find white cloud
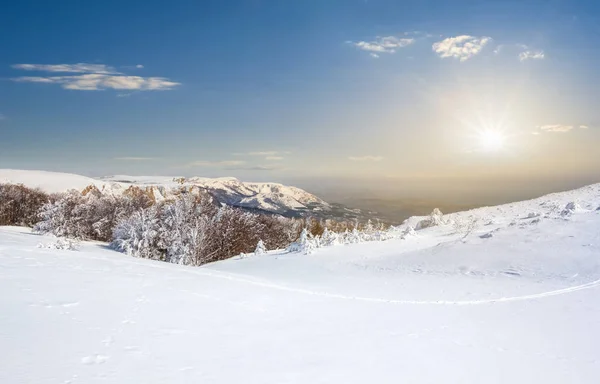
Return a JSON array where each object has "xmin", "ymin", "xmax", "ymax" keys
[
  {"xmin": 188, "ymin": 160, "xmax": 246, "ymax": 167},
  {"xmin": 11, "ymin": 63, "xmax": 180, "ymax": 91},
  {"xmin": 538, "ymin": 124, "xmax": 574, "ymax": 133},
  {"xmin": 136, "ymin": 64, "xmax": 144, "ymax": 69},
  {"xmin": 432, "ymin": 35, "xmax": 492, "ymax": 61},
  {"xmin": 12, "ymin": 63, "xmax": 120, "ymax": 74},
  {"xmin": 12, "ymin": 74, "xmax": 180, "ymax": 91},
  {"xmin": 352, "ymin": 36, "xmax": 414, "ymax": 56},
  {"xmin": 370, "ymin": 53, "xmax": 380, "ymax": 58},
  {"xmin": 579, "ymin": 125, "xmax": 589, "ymax": 129},
  {"xmin": 348, "ymin": 155, "xmax": 383, "ymax": 162},
  {"xmin": 265, "ymin": 156, "xmax": 284, "ymax": 161},
  {"xmin": 519, "ymin": 50, "xmax": 545, "ymax": 61},
  {"xmin": 114, "ymin": 157, "xmax": 155, "ymax": 161}
]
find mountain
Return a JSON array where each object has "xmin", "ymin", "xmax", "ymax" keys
[
  {"xmin": 0, "ymin": 169, "xmax": 374, "ymax": 221},
  {"xmin": 1, "ymin": 182, "xmax": 599, "ymax": 383}
]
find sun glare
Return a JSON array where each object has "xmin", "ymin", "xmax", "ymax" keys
[{"xmin": 478, "ymin": 130, "xmax": 506, "ymax": 152}]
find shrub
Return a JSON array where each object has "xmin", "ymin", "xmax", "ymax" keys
[{"xmin": 0, "ymin": 183, "xmax": 51, "ymax": 227}]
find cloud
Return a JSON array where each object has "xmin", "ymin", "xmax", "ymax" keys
[
  {"xmin": 348, "ymin": 155, "xmax": 383, "ymax": 162},
  {"xmin": 579, "ymin": 125, "xmax": 589, "ymax": 129},
  {"xmin": 188, "ymin": 160, "xmax": 246, "ymax": 167},
  {"xmin": 12, "ymin": 74, "xmax": 180, "ymax": 91},
  {"xmin": 12, "ymin": 63, "xmax": 120, "ymax": 74},
  {"xmin": 136, "ymin": 64, "xmax": 144, "ymax": 69},
  {"xmin": 351, "ymin": 36, "xmax": 414, "ymax": 56},
  {"xmin": 226, "ymin": 165, "xmax": 281, "ymax": 171},
  {"xmin": 248, "ymin": 151, "xmax": 279, "ymax": 156},
  {"xmin": 265, "ymin": 156, "xmax": 284, "ymax": 161},
  {"xmin": 432, "ymin": 35, "xmax": 492, "ymax": 61},
  {"xmin": 114, "ymin": 157, "xmax": 155, "ymax": 161},
  {"xmin": 370, "ymin": 53, "xmax": 380, "ymax": 58},
  {"xmin": 11, "ymin": 63, "xmax": 180, "ymax": 91},
  {"xmin": 537, "ymin": 124, "xmax": 575, "ymax": 133},
  {"xmin": 234, "ymin": 151, "xmax": 291, "ymax": 156},
  {"xmin": 519, "ymin": 50, "xmax": 545, "ymax": 61}
]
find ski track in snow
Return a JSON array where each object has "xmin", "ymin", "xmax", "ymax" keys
[{"xmin": 74, "ymin": 251, "xmax": 600, "ymax": 306}]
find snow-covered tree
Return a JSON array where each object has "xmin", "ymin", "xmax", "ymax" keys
[
  {"xmin": 415, "ymin": 208, "xmax": 447, "ymax": 230},
  {"xmin": 112, "ymin": 207, "xmax": 163, "ymax": 260},
  {"xmin": 254, "ymin": 239, "xmax": 266, "ymax": 255},
  {"xmin": 287, "ymin": 228, "xmax": 316, "ymax": 254},
  {"xmin": 320, "ymin": 227, "xmax": 340, "ymax": 247}
]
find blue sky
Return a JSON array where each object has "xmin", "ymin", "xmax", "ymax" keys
[{"xmin": 1, "ymin": 0, "xmax": 599, "ymax": 190}]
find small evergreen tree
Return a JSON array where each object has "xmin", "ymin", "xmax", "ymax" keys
[{"xmin": 254, "ymin": 239, "xmax": 266, "ymax": 255}]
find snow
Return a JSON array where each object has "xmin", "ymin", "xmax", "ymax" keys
[
  {"xmin": 1, "ymin": 183, "xmax": 600, "ymax": 383},
  {"xmin": 0, "ymin": 169, "xmax": 111, "ymax": 194}
]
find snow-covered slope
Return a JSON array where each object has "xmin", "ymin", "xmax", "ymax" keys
[
  {"xmin": 1, "ymin": 183, "xmax": 600, "ymax": 383},
  {"xmin": 0, "ymin": 169, "xmax": 331, "ymax": 217},
  {"xmin": 0, "ymin": 169, "xmax": 111, "ymax": 194}
]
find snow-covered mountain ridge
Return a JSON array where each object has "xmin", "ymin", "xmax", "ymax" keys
[{"xmin": 0, "ymin": 169, "xmax": 337, "ymax": 218}]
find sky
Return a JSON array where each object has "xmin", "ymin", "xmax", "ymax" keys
[{"xmin": 1, "ymin": 0, "xmax": 600, "ymax": 201}]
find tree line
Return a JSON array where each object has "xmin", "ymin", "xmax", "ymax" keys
[{"xmin": 1, "ymin": 183, "xmax": 397, "ymax": 266}]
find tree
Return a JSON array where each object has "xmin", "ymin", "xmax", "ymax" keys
[
  {"xmin": 0, "ymin": 183, "xmax": 50, "ymax": 227},
  {"xmin": 112, "ymin": 207, "xmax": 163, "ymax": 260},
  {"xmin": 254, "ymin": 239, "xmax": 266, "ymax": 255}
]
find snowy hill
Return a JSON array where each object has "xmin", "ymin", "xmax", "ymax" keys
[
  {"xmin": 0, "ymin": 169, "xmax": 341, "ymax": 219},
  {"xmin": 1, "ymin": 183, "xmax": 600, "ymax": 383}
]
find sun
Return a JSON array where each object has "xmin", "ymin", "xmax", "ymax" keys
[{"xmin": 478, "ymin": 130, "xmax": 506, "ymax": 152}]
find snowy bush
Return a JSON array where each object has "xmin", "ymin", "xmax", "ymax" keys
[
  {"xmin": 451, "ymin": 215, "xmax": 479, "ymax": 238},
  {"xmin": 37, "ymin": 238, "xmax": 79, "ymax": 251},
  {"xmin": 415, "ymin": 208, "xmax": 447, "ymax": 230}
]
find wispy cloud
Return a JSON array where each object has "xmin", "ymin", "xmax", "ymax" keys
[
  {"xmin": 265, "ymin": 156, "xmax": 284, "ymax": 161},
  {"xmin": 348, "ymin": 155, "xmax": 383, "ymax": 162},
  {"xmin": 12, "ymin": 63, "xmax": 120, "ymax": 75},
  {"xmin": 114, "ymin": 157, "xmax": 155, "ymax": 161},
  {"xmin": 187, "ymin": 160, "xmax": 246, "ymax": 167},
  {"xmin": 122, "ymin": 64, "xmax": 145, "ymax": 70},
  {"xmin": 226, "ymin": 165, "xmax": 281, "ymax": 171},
  {"xmin": 234, "ymin": 150, "xmax": 291, "ymax": 156},
  {"xmin": 537, "ymin": 124, "xmax": 575, "ymax": 133},
  {"xmin": 519, "ymin": 50, "xmax": 545, "ymax": 61},
  {"xmin": 579, "ymin": 125, "xmax": 589, "ymax": 129},
  {"xmin": 11, "ymin": 63, "xmax": 180, "ymax": 91},
  {"xmin": 432, "ymin": 35, "xmax": 492, "ymax": 61},
  {"xmin": 350, "ymin": 36, "xmax": 414, "ymax": 56},
  {"xmin": 12, "ymin": 74, "xmax": 180, "ymax": 91}
]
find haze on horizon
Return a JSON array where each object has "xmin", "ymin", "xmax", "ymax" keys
[{"xmin": 1, "ymin": 0, "xmax": 599, "ymax": 213}]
